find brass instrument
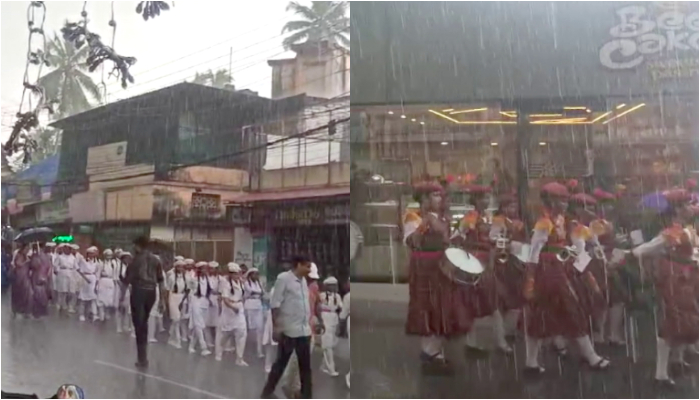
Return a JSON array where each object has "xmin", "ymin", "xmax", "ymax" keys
[
  {"xmin": 495, "ymin": 233, "xmax": 510, "ymax": 264},
  {"xmin": 556, "ymin": 246, "xmax": 580, "ymax": 262},
  {"xmin": 592, "ymin": 245, "xmax": 606, "ymax": 261}
]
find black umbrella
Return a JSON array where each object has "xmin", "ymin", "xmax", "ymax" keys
[{"xmin": 14, "ymin": 227, "xmax": 54, "ymax": 244}]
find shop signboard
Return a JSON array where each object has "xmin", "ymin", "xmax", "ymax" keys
[
  {"xmin": 37, "ymin": 199, "xmax": 70, "ymax": 224},
  {"xmin": 233, "ymin": 227, "xmax": 253, "ymax": 265},
  {"xmin": 268, "ymin": 199, "xmax": 350, "ymax": 226},
  {"xmin": 351, "ymin": 1, "xmax": 698, "ymax": 105}
]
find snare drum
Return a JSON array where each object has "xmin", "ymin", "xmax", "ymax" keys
[{"xmin": 440, "ymin": 247, "xmax": 484, "ymax": 285}]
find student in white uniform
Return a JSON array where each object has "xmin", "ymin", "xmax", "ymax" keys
[
  {"xmin": 95, "ymin": 249, "xmax": 117, "ymax": 321},
  {"xmin": 182, "ymin": 258, "xmax": 197, "ymax": 343},
  {"xmin": 189, "ymin": 261, "xmax": 212, "ymax": 356},
  {"xmin": 319, "ymin": 276, "xmax": 343, "ymax": 377},
  {"xmin": 77, "ymin": 246, "xmax": 99, "ymax": 322},
  {"xmin": 54, "ymin": 244, "xmax": 76, "ymax": 313},
  {"xmin": 115, "ymin": 252, "xmax": 133, "ymax": 334},
  {"xmin": 70, "ymin": 244, "xmax": 84, "ymax": 312},
  {"xmin": 167, "ymin": 260, "xmax": 187, "ymax": 349},
  {"xmin": 244, "ymin": 267, "xmax": 266, "ymax": 358},
  {"xmin": 340, "ymin": 288, "xmax": 351, "ymax": 389},
  {"xmin": 205, "ymin": 261, "xmax": 221, "ymax": 349},
  {"xmin": 215, "ymin": 262, "xmax": 248, "ymax": 365},
  {"xmin": 262, "ymin": 286, "xmax": 278, "ymax": 373},
  {"xmin": 147, "ymin": 254, "xmax": 165, "ymax": 343},
  {"xmin": 45, "ymin": 242, "xmax": 57, "ymax": 304}
]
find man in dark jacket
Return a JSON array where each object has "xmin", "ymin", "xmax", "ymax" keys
[{"xmin": 121, "ymin": 236, "xmax": 165, "ymax": 368}]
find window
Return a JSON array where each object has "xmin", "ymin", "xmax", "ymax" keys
[{"xmin": 176, "ymin": 111, "xmax": 213, "ymax": 164}]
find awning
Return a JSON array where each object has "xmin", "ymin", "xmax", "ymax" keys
[{"xmin": 227, "ymin": 186, "xmax": 349, "ymax": 204}]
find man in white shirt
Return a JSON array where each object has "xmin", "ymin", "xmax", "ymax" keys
[{"xmin": 261, "ymin": 255, "xmax": 323, "ymax": 399}]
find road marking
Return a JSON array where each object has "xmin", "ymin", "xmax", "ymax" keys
[{"xmin": 94, "ymin": 360, "xmax": 227, "ymax": 399}]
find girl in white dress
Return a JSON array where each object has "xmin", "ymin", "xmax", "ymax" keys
[
  {"xmin": 54, "ymin": 244, "xmax": 76, "ymax": 313},
  {"xmin": 319, "ymin": 277, "xmax": 343, "ymax": 377},
  {"xmin": 215, "ymin": 262, "xmax": 248, "ymax": 365},
  {"xmin": 244, "ymin": 268, "xmax": 266, "ymax": 358},
  {"xmin": 167, "ymin": 260, "xmax": 187, "ymax": 349},
  {"xmin": 77, "ymin": 246, "xmax": 99, "ymax": 322},
  {"xmin": 182, "ymin": 259, "xmax": 197, "ymax": 343},
  {"xmin": 95, "ymin": 249, "xmax": 117, "ymax": 321},
  {"xmin": 189, "ymin": 261, "xmax": 212, "ymax": 356},
  {"xmin": 205, "ymin": 261, "xmax": 221, "ymax": 348},
  {"xmin": 114, "ymin": 252, "xmax": 133, "ymax": 333}
]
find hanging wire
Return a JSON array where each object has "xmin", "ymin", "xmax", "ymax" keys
[{"xmin": 2, "ymin": 1, "xmax": 55, "ymax": 164}]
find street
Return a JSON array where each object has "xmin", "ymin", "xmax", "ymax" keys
[
  {"xmin": 1, "ymin": 295, "xmax": 350, "ymax": 399},
  {"xmin": 351, "ymin": 296, "xmax": 699, "ymax": 399}
]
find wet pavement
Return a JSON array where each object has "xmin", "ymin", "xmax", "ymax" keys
[
  {"xmin": 1, "ymin": 294, "xmax": 349, "ymax": 399},
  {"xmin": 352, "ymin": 298, "xmax": 699, "ymax": 399}
]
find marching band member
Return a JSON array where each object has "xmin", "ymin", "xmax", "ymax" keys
[
  {"xmin": 205, "ymin": 261, "xmax": 222, "ymax": 349},
  {"xmin": 523, "ymin": 182, "xmax": 610, "ymax": 375},
  {"xmin": 455, "ymin": 183, "xmax": 510, "ymax": 353},
  {"xmin": 95, "ymin": 249, "xmax": 117, "ymax": 322},
  {"xmin": 489, "ymin": 193, "xmax": 527, "ymax": 340},
  {"xmin": 244, "ymin": 267, "xmax": 266, "ymax": 359},
  {"xmin": 319, "ymin": 276, "xmax": 343, "ymax": 377},
  {"xmin": 629, "ymin": 188, "xmax": 698, "ymax": 387},
  {"xmin": 216, "ymin": 262, "xmax": 248, "ymax": 366},
  {"xmin": 115, "ymin": 252, "xmax": 133, "ymax": 334},
  {"xmin": 77, "ymin": 246, "xmax": 99, "ymax": 322},
  {"xmin": 189, "ymin": 261, "xmax": 212, "ymax": 356},
  {"xmin": 404, "ymin": 181, "xmax": 471, "ymax": 374},
  {"xmin": 167, "ymin": 260, "xmax": 188, "ymax": 349}
]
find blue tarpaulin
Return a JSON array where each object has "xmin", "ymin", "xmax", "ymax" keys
[{"xmin": 3, "ymin": 155, "xmax": 59, "ymax": 200}]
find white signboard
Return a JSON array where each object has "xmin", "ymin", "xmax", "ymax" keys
[{"xmin": 233, "ymin": 227, "xmax": 253, "ymax": 266}]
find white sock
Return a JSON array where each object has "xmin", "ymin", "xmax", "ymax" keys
[
  {"xmin": 575, "ymin": 335, "xmax": 602, "ymax": 365},
  {"xmin": 670, "ymin": 344, "xmax": 686, "ymax": 364},
  {"xmin": 553, "ymin": 335, "xmax": 567, "ymax": 351},
  {"xmin": 493, "ymin": 310, "xmax": 509, "ymax": 349},
  {"xmin": 655, "ymin": 337, "xmax": 671, "ymax": 380},
  {"xmin": 608, "ymin": 303, "xmax": 625, "ymax": 343},
  {"xmin": 421, "ymin": 336, "xmax": 443, "ymax": 358},
  {"xmin": 524, "ymin": 335, "xmax": 541, "ymax": 368},
  {"xmin": 503, "ymin": 309, "xmax": 521, "ymax": 336}
]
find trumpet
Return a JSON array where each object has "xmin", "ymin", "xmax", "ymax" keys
[
  {"xmin": 556, "ymin": 246, "xmax": 580, "ymax": 262},
  {"xmin": 494, "ymin": 233, "xmax": 510, "ymax": 264}
]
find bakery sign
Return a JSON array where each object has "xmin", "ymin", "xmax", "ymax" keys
[{"xmin": 599, "ymin": 3, "xmax": 698, "ymax": 79}]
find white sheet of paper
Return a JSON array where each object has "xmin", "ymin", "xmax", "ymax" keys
[
  {"xmin": 610, "ymin": 248, "xmax": 628, "ymax": 265},
  {"xmin": 574, "ymin": 251, "xmax": 592, "ymax": 273},
  {"xmin": 516, "ymin": 243, "xmax": 531, "ymax": 263},
  {"xmin": 630, "ymin": 230, "xmax": 644, "ymax": 245}
]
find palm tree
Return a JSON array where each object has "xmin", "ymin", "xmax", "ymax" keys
[
  {"xmin": 281, "ymin": 1, "xmax": 349, "ymax": 50},
  {"xmin": 38, "ymin": 33, "xmax": 102, "ymax": 119},
  {"xmin": 191, "ymin": 69, "xmax": 233, "ymax": 88}
]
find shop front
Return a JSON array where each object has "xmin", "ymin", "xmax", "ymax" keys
[
  {"xmin": 230, "ymin": 187, "xmax": 350, "ymax": 286},
  {"xmin": 350, "ymin": 1, "xmax": 699, "ymax": 282}
]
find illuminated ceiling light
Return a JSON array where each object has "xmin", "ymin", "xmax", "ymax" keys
[
  {"xmin": 530, "ymin": 113, "xmax": 563, "ymax": 117},
  {"xmin": 429, "ymin": 109, "xmax": 516, "ymax": 124},
  {"xmin": 616, "ymin": 103, "xmax": 626, "ymax": 109},
  {"xmin": 440, "ymin": 141, "xmax": 449, "ymax": 146},
  {"xmin": 371, "ymin": 174, "xmax": 384, "ymax": 182},
  {"xmin": 400, "ymin": 115, "xmax": 406, "ymax": 119},
  {"xmin": 449, "ymin": 107, "xmax": 488, "ymax": 115},
  {"xmin": 531, "ymin": 117, "xmax": 588, "ymax": 124},
  {"xmin": 586, "ymin": 109, "xmax": 592, "ymax": 113},
  {"xmin": 419, "ymin": 121, "xmax": 425, "ymax": 125},
  {"xmin": 563, "ymin": 106, "xmax": 587, "ymax": 110},
  {"xmin": 388, "ymin": 111, "xmax": 394, "ymax": 115},
  {"xmin": 590, "ymin": 111, "xmax": 612, "ymax": 123},
  {"xmin": 442, "ymin": 108, "xmax": 454, "ymax": 112},
  {"xmin": 603, "ymin": 103, "xmax": 646, "ymax": 124},
  {"xmin": 490, "ymin": 142, "xmax": 498, "ymax": 146},
  {"xmin": 539, "ymin": 142, "xmax": 547, "ymax": 146},
  {"xmin": 499, "ymin": 111, "xmax": 517, "ymax": 118},
  {"xmin": 411, "ymin": 118, "xmax": 416, "ymax": 122}
]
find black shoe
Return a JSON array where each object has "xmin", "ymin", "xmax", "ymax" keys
[{"xmin": 523, "ymin": 365, "xmax": 545, "ymax": 377}]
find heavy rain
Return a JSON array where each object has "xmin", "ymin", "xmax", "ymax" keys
[
  {"xmin": 2, "ymin": 1, "xmax": 349, "ymax": 399},
  {"xmin": 350, "ymin": 1, "xmax": 698, "ymax": 399}
]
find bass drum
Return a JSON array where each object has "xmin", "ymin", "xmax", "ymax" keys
[{"xmin": 440, "ymin": 247, "xmax": 484, "ymax": 286}]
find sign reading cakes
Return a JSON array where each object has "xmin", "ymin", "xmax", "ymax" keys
[{"xmin": 600, "ymin": 2, "xmax": 699, "ymax": 79}]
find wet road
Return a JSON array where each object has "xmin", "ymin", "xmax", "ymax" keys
[
  {"xmin": 352, "ymin": 298, "xmax": 698, "ymax": 399},
  {"xmin": 1, "ymin": 294, "xmax": 349, "ymax": 399}
]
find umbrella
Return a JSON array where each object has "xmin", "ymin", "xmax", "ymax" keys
[
  {"xmin": 639, "ymin": 191, "xmax": 668, "ymax": 212},
  {"xmin": 14, "ymin": 227, "xmax": 54, "ymax": 244}
]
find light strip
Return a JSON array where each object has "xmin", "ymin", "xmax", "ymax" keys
[
  {"xmin": 616, "ymin": 103, "xmax": 626, "ymax": 109},
  {"xmin": 449, "ymin": 107, "xmax": 488, "ymax": 115},
  {"xmin": 602, "ymin": 103, "xmax": 646, "ymax": 124},
  {"xmin": 531, "ymin": 117, "xmax": 588, "ymax": 124},
  {"xmin": 563, "ymin": 106, "xmax": 588, "ymax": 110},
  {"xmin": 530, "ymin": 113, "xmax": 563, "ymax": 117},
  {"xmin": 442, "ymin": 108, "xmax": 454, "ymax": 112},
  {"xmin": 428, "ymin": 109, "xmax": 516, "ymax": 124},
  {"xmin": 590, "ymin": 111, "xmax": 612, "ymax": 123},
  {"xmin": 532, "ymin": 120, "xmax": 592, "ymax": 125},
  {"xmin": 499, "ymin": 111, "xmax": 517, "ymax": 118}
]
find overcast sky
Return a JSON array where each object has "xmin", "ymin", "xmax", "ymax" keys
[{"xmin": 1, "ymin": 0, "xmax": 304, "ymax": 141}]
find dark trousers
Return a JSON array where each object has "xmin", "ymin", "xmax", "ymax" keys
[
  {"xmin": 262, "ymin": 335, "xmax": 312, "ymax": 399},
  {"xmin": 130, "ymin": 287, "xmax": 156, "ymax": 363}
]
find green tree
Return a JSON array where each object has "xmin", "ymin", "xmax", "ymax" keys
[
  {"xmin": 281, "ymin": 1, "xmax": 349, "ymax": 50},
  {"xmin": 191, "ymin": 69, "xmax": 233, "ymax": 88},
  {"xmin": 38, "ymin": 33, "xmax": 102, "ymax": 119}
]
